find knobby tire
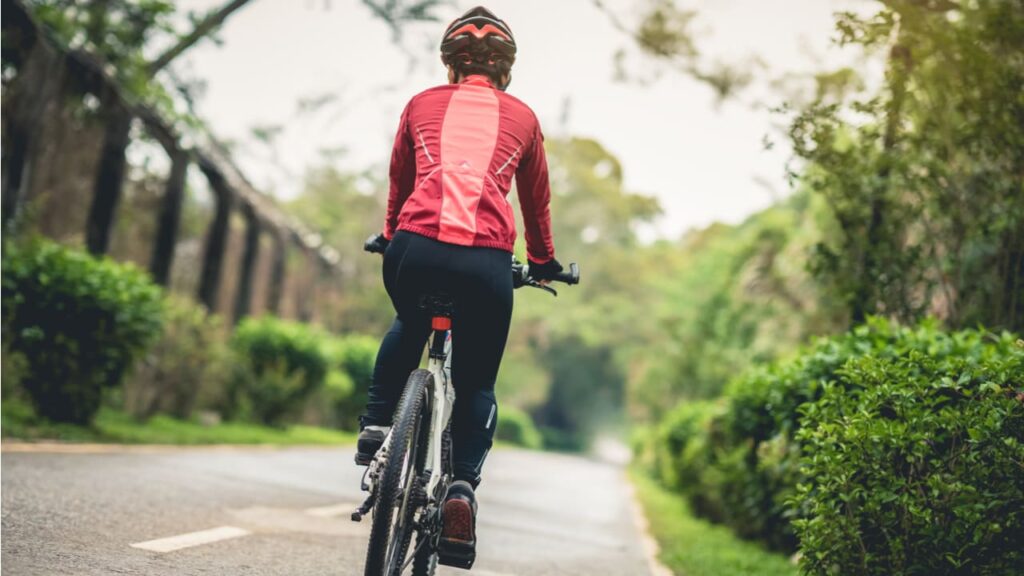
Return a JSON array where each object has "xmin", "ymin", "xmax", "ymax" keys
[{"xmin": 363, "ymin": 369, "xmax": 431, "ymax": 576}]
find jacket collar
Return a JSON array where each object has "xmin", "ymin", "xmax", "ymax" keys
[{"xmin": 460, "ymin": 74, "xmax": 494, "ymax": 87}]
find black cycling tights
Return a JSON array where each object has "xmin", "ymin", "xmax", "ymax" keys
[{"xmin": 362, "ymin": 231, "xmax": 513, "ymax": 488}]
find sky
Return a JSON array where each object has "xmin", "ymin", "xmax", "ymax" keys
[{"xmin": 169, "ymin": 0, "xmax": 872, "ymax": 239}]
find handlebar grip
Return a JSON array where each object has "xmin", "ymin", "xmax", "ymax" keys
[
  {"xmin": 364, "ymin": 234, "xmax": 387, "ymax": 254},
  {"xmin": 554, "ymin": 263, "xmax": 580, "ymax": 285}
]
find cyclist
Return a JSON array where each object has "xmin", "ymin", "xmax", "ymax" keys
[{"xmin": 356, "ymin": 5, "xmax": 561, "ymax": 560}]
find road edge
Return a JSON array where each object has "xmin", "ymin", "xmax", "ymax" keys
[{"xmin": 625, "ymin": 470, "xmax": 675, "ymax": 576}]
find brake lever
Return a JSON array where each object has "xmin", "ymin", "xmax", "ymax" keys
[{"xmin": 529, "ymin": 281, "xmax": 558, "ymax": 297}]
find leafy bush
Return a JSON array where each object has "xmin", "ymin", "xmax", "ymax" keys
[
  {"xmin": 124, "ymin": 296, "xmax": 229, "ymax": 420},
  {"xmin": 326, "ymin": 334, "xmax": 377, "ymax": 430},
  {"xmin": 230, "ymin": 316, "xmax": 330, "ymax": 426},
  {"xmin": 495, "ymin": 405, "xmax": 543, "ymax": 449},
  {"xmin": 1, "ymin": 239, "xmax": 163, "ymax": 424},
  {"xmin": 642, "ymin": 319, "xmax": 1024, "ymax": 564},
  {"xmin": 795, "ymin": 342, "xmax": 1024, "ymax": 576}
]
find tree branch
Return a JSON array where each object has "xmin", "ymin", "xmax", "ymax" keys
[{"xmin": 147, "ymin": 0, "xmax": 253, "ymax": 76}]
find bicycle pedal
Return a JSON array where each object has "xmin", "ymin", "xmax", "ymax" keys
[{"xmin": 437, "ymin": 539, "xmax": 475, "ymax": 570}]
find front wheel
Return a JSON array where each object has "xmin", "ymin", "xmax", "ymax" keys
[{"xmin": 364, "ymin": 369, "xmax": 431, "ymax": 576}]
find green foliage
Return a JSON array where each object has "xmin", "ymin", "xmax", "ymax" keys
[
  {"xmin": 1, "ymin": 239, "xmax": 163, "ymax": 424},
  {"xmin": 630, "ymin": 191, "xmax": 843, "ymax": 417},
  {"xmin": 229, "ymin": 316, "xmax": 331, "ymax": 426},
  {"xmin": 494, "ymin": 405, "xmax": 542, "ymax": 449},
  {"xmin": 641, "ymin": 320, "xmax": 1024, "ymax": 563},
  {"xmin": 287, "ymin": 168, "xmax": 392, "ymax": 334},
  {"xmin": 1, "ymin": 397, "xmax": 353, "ymax": 445},
  {"xmin": 794, "ymin": 340, "xmax": 1024, "ymax": 576},
  {"xmin": 791, "ymin": 0, "xmax": 1024, "ymax": 331},
  {"xmin": 324, "ymin": 334, "xmax": 378, "ymax": 430},
  {"xmin": 124, "ymin": 295, "xmax": 230, "ymax": 420},
  {"xmin": 30, "ymin": 0, "xmax": 178, "ymax": 107},
  {"xmin": 632, "ymin": 470, "xmax": 798, "ymax": 576}
]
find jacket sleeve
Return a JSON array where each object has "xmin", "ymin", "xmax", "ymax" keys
[
  {"xmin": 515, "ymin": 121, "xmax": 556, "ymax": 263},
  {"xmin": 384, "ymin": 102, "xmax": 417, "ymax": 240}
]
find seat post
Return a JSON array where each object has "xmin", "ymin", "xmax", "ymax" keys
[{"xmin": 429, "ymin": 315, "xmax": 451, "ymax": 359}]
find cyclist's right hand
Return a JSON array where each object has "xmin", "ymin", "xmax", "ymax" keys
[
  {"xmin": 528, "ymin": 257, "xmax": 563, "ymax": 282},
  {"xmin": 364, "ymin": 233, "xmax": 390, "ymax": 254}
]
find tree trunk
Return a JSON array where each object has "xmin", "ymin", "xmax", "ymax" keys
[
  {"xmin": 233, "ymin": 204, "xmax": 261, "ymax": 324},
  {"xmin": 266, "ymin": 230, "xmax": 287, "ymax": 315},
  {"xmin": 851, "ymin": 41, "xmax": 911, "ymax": 324},
  {"xmin": 85, "ymin": 95, "xmax": 132, "ymax": 255},
  {"xmin": 296, "ymin": 246, "xmax": 315, "ymax": 323},
  {"xmin": 2, "ymin": 13, "xmax": 65, "ymax": 229},
  {"xmin": 197, "ymin": 164, "xmax": 234, "ymax": 311},
  {"xmin": 149, "ymin": 148, "xmax": 188, "ymax": 285}
]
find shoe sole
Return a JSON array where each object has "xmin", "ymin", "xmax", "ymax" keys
[
  {"xmin": 354, "ymin": 452, "xmax": 372, "ymax": 466},
  {"xmin": 441, "ymin": 499, "xmax": 475, "ymax": 544}
]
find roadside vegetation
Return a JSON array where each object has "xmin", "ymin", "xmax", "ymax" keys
[
  {"xmin": 1, "ymin": 399, "xmax": 352, "ymax": 445},
  {"xmin": 0, "ymin": 238, "xmax": 543, "ymax": 448},
  {"xmin": 632, "ymin": 471, "xmax": 797, "ymax": 576},
  {"xmin": 626, "ymin": 1, "xmax": 1024, "ymax": 575}
]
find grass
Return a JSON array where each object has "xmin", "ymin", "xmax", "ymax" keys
[
  {"xmin": 1, "ymin": 399, "xmax": 354, "ymax": 445},
  {"xmin": 631, "ymin": 469, "xmax": 799, "ymax": 576}
]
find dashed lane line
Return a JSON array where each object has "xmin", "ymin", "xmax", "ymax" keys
[{"xmin": 130, "ymin": 526, "xmax": 251, "ymax": 553}]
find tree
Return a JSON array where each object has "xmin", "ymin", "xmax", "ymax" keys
[{"xmin": 791, "ymin": 0, "xmax": 1024, "ymax": 331}]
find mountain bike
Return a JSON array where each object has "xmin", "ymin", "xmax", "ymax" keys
[{"xmin": 353, "ymin": 235, "xmax": 579, "ymax": 576}]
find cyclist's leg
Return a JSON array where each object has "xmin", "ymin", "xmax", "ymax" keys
[
  {"xmin": 362, "ymin": 316, "xmax": 431, "ymax": 428},
  {"xmin": 360, "ymin": 231, "xmax": 435, "ymax": 429},
  {"xmin": 449, "ymin": 247, "xmax": 514, "ymax": 488}
]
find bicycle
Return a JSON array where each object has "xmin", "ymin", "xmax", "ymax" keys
[{"xmin": 353, "ymin": 234, "xmax": 580, "ymax": 576}]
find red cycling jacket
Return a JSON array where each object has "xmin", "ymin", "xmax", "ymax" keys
[{"xmin": 384, "ymin": 75, "xmax": 555, "ymax": 264}]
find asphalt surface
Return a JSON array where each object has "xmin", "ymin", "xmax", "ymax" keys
[{"xmin": 1, "ymin": 445, "xmax": 655, "ymax": 576}]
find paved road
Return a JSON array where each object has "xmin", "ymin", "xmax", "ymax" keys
[{"xmin": 1, "ymin": 445, "xmax": 654, "ymax": 576}]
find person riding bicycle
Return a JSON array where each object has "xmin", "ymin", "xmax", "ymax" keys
[{"xmin": 356, "ymin": 5, "xmax": 561, "ymax": 560}]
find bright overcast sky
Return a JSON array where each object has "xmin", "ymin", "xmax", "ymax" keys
[{"xmin": 171, "ymin": 0, "xmax": 872, "ymax": 239}]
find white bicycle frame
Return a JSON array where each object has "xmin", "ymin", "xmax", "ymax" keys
[
  {"xmin": 423, "ymin": 328, "xmax": 455, "ymax": 501},
  {"xmin": 366, "ymin": 326, "xmax": 454, "ymax": 509}
]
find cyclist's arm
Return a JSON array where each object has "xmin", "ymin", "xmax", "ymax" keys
[
  {"xmin": 515, "ymin": 123, "xmax": 555, "ymax": 263},
  {"xmin": 384, "ymin": 103, "xmax": 416, "ymax": 240}
]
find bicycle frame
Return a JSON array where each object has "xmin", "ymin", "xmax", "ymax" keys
[
  {"xmin": 423, "ymin": 320, "xmax": 455, "ymax": 502},
  {"xmin": 360, "ymin": 319, "xmax": 454, "ymax": 509}
]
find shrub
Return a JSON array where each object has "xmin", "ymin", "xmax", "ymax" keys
[
  {"xmin": 795, "ymin": 339, "xmax": 1024, "ymax": 575},
  {"xmin": 495, "ymin": 405, "xmax": 543, "ymax": 449},
  {"xmin": 1, "ymin": 239, "xmax": 163, "ymax": 424},
  {"xmin": 230, "ymin": 316, "xmax": 330, "ymax": 426},
  {"xmin": 644, "ymin": 319, "xmax": 1024, "ymax": 559},
  {"xmin": 327, "ymin": 334, "xmax": 377, "ymax": 430},
  {"xmin": 124, "ymin": 296, "xmax": 230, "ymax": 420},
  {"xmin": 715, "ymin": 319, "xmax": 1017, "ymax": 552}
]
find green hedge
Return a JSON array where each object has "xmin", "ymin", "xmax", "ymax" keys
[
  {"xmin": 1, "ymin": 239, "xmax": 164, "ymax": 424},
  {"xmin": 639, "ymin": 319, "xmax": 1024, "ymax": 574},
  {"xmin": 495, "ymin": 405, "xmax": 543, "ymax": 449},
  {"xmin": 230, "ymin": 316, "xmax": 331, "ymax": 426},
  {"xmin": 125, "ymin": 295, "xmax": 229, "ymax": 420},
  {"xmin": 795, "ymin": 341, "xmax": 1024, "ymax": 575},
  {"xmin": 323, "ymin": 334, "xmax": 377, "ymax": 430}
]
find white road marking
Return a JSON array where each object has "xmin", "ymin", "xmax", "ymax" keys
[
  {"xmin": 304, "ymin": 503, "xmax": 356, "ymax": 518},
  {"xmin": 625, "ymin": 474, "xmax": 674, "ymax": 576},
  {"xmin": 130, "ymin": 526, "xmax": 251, "ymax": 553}
]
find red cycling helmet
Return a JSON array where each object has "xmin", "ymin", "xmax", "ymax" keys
[{"xmin": 440, "ymin": 6, "xmax": 516, "ymax": 89}]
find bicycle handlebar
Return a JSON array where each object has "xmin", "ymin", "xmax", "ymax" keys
[{"xmin": 364, "ymin": 234, "xmax": 580, "ymax": 296}]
